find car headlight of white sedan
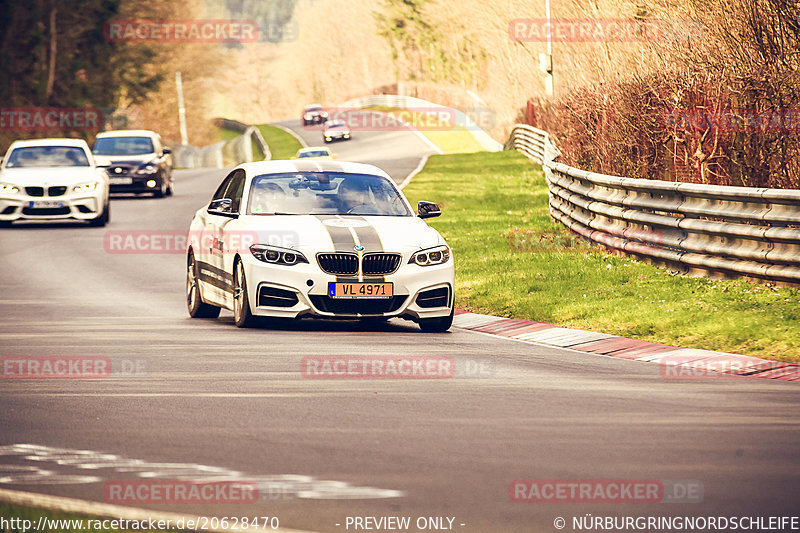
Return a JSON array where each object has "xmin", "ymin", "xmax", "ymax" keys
[
  {"xmin": 250, "ymin": 244, "xmax": 309, "ymax": 266},
  {"xmin": 72, "ymin": 182, "xmax": 99, "ymax": 193},
  {"xmin": 0, "ymin": 183, "xmax": 20, "ymax": 195},
  {"xmin": 409, "ymin": 245, "xmax": 450, "ymax": 266}
]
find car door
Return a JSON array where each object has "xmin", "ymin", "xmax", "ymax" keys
[
  {"xmin": 203, "ymin": 169, "xmax": 246, "ymax": 307},
  {"xmin": 193, "ymin": 171, "xmax": 235, "ymax": 305}
]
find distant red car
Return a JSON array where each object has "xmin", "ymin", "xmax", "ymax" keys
[{"xmin": 302, "ymin": 104, "xmax": 328, "ymax": 126}]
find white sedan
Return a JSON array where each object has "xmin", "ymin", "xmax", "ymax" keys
[
  {"xmin": 0, "ymin": 138, "xmax": 111, "ymax": 226},
  {"xmin": 186, "ymin": 160, "xmax": 454, "ymax": 331}
]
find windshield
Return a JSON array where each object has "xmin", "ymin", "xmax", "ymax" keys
[
  {"xmin": 93, "ymin": 136, "xmax": 155, "ymax": 156},
  {"xmin": 298, "ymin": 150, "xmax": 330, "ymax": 158},
  {"xmin": 248, "ymin": 172, "xmax": 412, "ymax": 216},
  {"xmin": 5, "ymin": 146, "xmax": 90, "ymax": 168}
]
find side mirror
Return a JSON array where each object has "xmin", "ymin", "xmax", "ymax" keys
[
  {"xmin": 417, "ymin": 201, "xmax": 441, "ymax": 219},
  {"xmin": 208, "ymin": 198, "xmax": 237, "ymax": 217},
  {"xmin": 162, "ymin": 147, "xmax": 172, "ymax": 155},
  {"xmin": 94, "ymin": 156, "xmax": 112, "ymax": 168}
]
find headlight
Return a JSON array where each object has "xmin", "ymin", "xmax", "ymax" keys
[
  {"xmin": 250, "ymin": 244, "xmax": 308, "ymax": 266},
  {"xmin": 73, "ymin": 182, "xmax": 99, "ymax": 193},
  {"xmin": 409, "ymin": 245, "xmax": 450, "ymax": 266},
  {"xmin": 0, "ymin": 183, "xmax": 20, "ymax": 194},
  {"xmin": 136, "ymin": 163, "xmax": 157, "ymax": 175},
  {"xmin": 321, "ymin": 111, "xmax": 329, "ymax": 117},
  {"xmin": 304, "ymin": 114, "xmax": 312, "ymax": 120}
]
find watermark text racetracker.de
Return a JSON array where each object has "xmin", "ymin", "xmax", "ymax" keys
[
  {"xmin": 1, "ymin": 356, "xmax": 146, "ymax": 379},
  {"xmin": 510, "ymin": 479, "xmax": 703, "ymax": 503},
  {"xmin": 301, "ymin": 356, "xmax": 496, "ymax": 379},
  {"xmin": 0, "ymin": 107, "xmax": 102, "ymax": 132},
  {"xmin": 316, "ymin": 107, "xmax": 497, "ymax": 132},
  {"xmin": 509, "ymin": 18, "xmax": 703, "ymax": 42},
  {"xmin": 104, "ymin": 230, "xmax": 300, "ymax": 254},
  {"xmin": 104, "ymin": 480, "xmax": 258, "ymax": 504},
  {"xmin": 660, "ymin": 356, "xmax": 797, "ymax": 381},
  {"xmin": 104, "ymin": 19, "xmax": 297, "ymax": 43}
]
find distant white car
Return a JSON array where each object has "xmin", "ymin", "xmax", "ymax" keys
[
  {"xmin": 0, "ymin": 138, "xmax": 111, "ymax": 227},
  {"xmin": 322, "ymin": 120, "xmax": 351, "ymax": 143},
  {"xmin": 186, "ymin": 160, "xmax": 454, "ymax": 331}
]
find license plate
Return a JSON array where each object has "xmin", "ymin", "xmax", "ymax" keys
[
  {"xmin": 328, "ymin": 282, "xmax": 393, "ymax": 299},
  {"xmin": 28, "ymin": 200, "xmax": 64, "ymax": 208},
  {"xmin": 109, "ymin": 177, "xmax": 133, "ymax": 185}
]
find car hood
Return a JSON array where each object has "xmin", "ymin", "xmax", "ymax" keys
[
  {"xmin": 238, "ymin": 214, "xmax": 446, "ymax": 253},
  {"xmin": 0, "ymin": 167, "xmax": 102, "ymax": 186}
]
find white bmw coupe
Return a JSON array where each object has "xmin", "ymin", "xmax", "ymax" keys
[
  {"xmin": 186, "ymin": 161, "xmax": 454, "ymax": 331},
  {"xmin": 0, "ymin": 138, "xmax": 111, "ymax": 226}
]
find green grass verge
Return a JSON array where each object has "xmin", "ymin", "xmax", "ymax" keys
[
  {"xmin": 364, "ymin": 106, "xmax": 486, "ymax": 154},
  {"xmin": 254, "ymin": 124, "xmax": 302, "ymax": 160},
  {"xmin": 402, "ymin": 151, "xmax": 800, "ymax": 363}
]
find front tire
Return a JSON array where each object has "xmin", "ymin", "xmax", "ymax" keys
[
  {"xmin": 88, "ymin": 201, "xmax": 110, "ymax": 227},
  {"xmin": 154, "ymin": 177, "xmax": 167, "ymax": 198},
  {"xmin": 418, "ymin": 307, "xmax": 454, "ymax": 333},
  {"xmin": 233, "ymin": 261, "xmax": 258, "ymax": 328},
  {"xmin": 187, "ymin": 252, "xmax": 221, "ymax": 318}
]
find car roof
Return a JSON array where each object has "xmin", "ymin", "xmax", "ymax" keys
[
  {"xmin": 238, "ymin": 160, "xmax": 391, "ymax": 180},
  {"xmin": 298, "ymin": 146, "xmax": 331, "ymax": 153},
  {"xmin": 7, "ymin": 138, "xmax": 90, "ymax": 149},
  {"xmin": 304, "ymin": 104, "xmax": 323, "ymax": 109},
  {"xmin": 95, "ymin": 130, "xmax": 159, "ymax": 138}
]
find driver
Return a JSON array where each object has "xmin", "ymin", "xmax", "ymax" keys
[
  {"xmin": 337, "ymin": 178, "xmax": 370, "ymax": 212},
  {"xmin": 250, "ymin": 181, "xmax": 285, "ymax": 214}
]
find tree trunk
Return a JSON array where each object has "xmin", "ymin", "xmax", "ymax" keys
[{"xmin": 45, "ymin": 7, "xmax": 57, "ymax": 100}]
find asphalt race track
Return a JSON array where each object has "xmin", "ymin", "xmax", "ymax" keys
[{"xmin": 0, "ymin": 118, "xmax": 798, "ymax": 532}]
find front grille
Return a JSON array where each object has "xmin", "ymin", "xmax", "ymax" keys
[
  {"xmin": 258, "ymin": 286, "xmax": 299, "ymax": 308},
  {"xmin": 48, "ymin": 186, "xmax": 67, "ymax": 196},
  {"xmin": 416, "ymin": 287, "xmax": 450, "ymax": 308},
  {"xmin": 21, "ymin": 207, "xmax": 70, "ymax": 216},
  {"xmin": 25, "ymin": 187, "xmax": 44, "ymax": 197},
  {"xmin": 310, "ymin": 295, "xmax": 406, "ymax": 316},
  {"xmin": 363, "ymin": 253, "xmax": 401, "ymax": 275},
  {"xmin": 317, "ymin": 253, "xmax": 358, "ymax": 275},
  {"xmin": 317, "ymin": 252, "xmax": 401, "ymax": 276}
]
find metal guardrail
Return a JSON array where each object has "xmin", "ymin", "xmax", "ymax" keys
[
  {"xmin": 173, "ymin": 120, "xmax": 270, "ymax": 169},
  {"xmin": 505, "ymin": 124, "xmax": 800, "ymax": 284},
  {"xmin": 504, "ymin": 124, "xmax": 561, "ymax": 164},
  {"xmin": 342, "ymin": 94, "xmax": 503, "ymax": 152}
]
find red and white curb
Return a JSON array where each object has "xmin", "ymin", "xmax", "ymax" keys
[{"xmin": 453, "ymin": 309, "xmax": 800, "ymax": 382}]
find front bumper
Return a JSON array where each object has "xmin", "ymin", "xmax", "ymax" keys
[
  {"xmin": 323, "ymin": 132, "xmax": 351, "ymax": 142},
  {"xmin": 0, "ymin": 190, "xmax": 105, "ymax": 222},
  {"xmin": 109, "ymin": 174, "xmax": 162, "ymax": 194},
  {"xmin": 241, "ymin": 253, "xmax": 454, "ymax": 320}
]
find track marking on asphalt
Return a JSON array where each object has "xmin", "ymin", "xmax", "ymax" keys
[{"xmin": 0, "ymin": 444, "xmax": 403, "ymax": 501}]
